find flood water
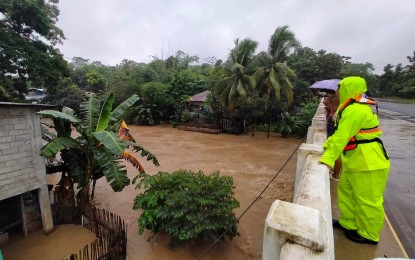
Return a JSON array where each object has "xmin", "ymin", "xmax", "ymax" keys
[{"xmin": 3, "ymin": 125, "xmax": 302, "ymax": 260}]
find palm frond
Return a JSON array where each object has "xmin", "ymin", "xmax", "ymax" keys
[
  {"xmin": 236, "ymin": 79, "xmax": 247, "ymax": 96},
  {"xmin": 231, "ymin": 38, "xmax": 258, "ymax": 66},
  {"xmin": 219, "ymin": 85, "xmax": 231, "ymax": 107},
  {"xmin": 269, "ymin": 68, "xmax": 281, "ymax": 101},
  {"xmin": 251, "ymin": 66, "xmax": 266, "ymax": 88},
  {"xmin": 214, "ymin": 78, "xmax": 230, "ymax": 96},
  {"xmin": 269, "ymin": 25, "xmax": 301, "ymax": 61},
  {"xmin": 228, "ymin": 80, "xmax": 238, "ymax": 101},
  {"xmin": 96, "ymin": 93, "xmax": 115, "ymax": 131}
]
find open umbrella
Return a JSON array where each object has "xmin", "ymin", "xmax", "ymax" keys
[{"xmin": 309, "ymin": 79, "xmax": 341, "ymax": 92}]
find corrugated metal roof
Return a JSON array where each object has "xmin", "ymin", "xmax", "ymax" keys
[{"xmin": 189, "ymin": 90, "xmax": 210, "ymax": 102}]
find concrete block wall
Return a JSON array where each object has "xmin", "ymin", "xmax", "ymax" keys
[
  {"xmin": 263, "ymin": 100, "xmax": 334, "ymax": 260},
  {"xmin": 0, "ymin": 103, "xmax": 54, "ymax": 234},
  {"xmin": 0, "ymin": 106, "xmax": 46, "ymax": 199}
]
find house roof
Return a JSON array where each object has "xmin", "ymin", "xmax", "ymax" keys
[{"xmin": 189, "ymin": 90, "xmax": 210, "ymax": 102}]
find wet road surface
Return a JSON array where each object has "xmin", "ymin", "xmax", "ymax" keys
[{"xmin": 378, "ymin": 100, "xmax": 415, "ymax": 258}]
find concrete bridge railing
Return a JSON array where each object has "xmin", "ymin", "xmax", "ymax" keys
[{"xmin": 263, "ymin": 101, "xmax": 334, "ymax": 260}]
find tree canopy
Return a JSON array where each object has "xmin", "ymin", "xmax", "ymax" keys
[{"xmin": 0, "ymin": 0, "xmax": 69, "ymax": 101}]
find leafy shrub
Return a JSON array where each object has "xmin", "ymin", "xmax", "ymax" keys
[
  {"xmin": 180, "ymin": 109, "xmax": 195, "ymax": 123},
  {"xmin": 133, "ymin": 170, "xmax": 240, "ymax": 248},
  {"xmin": 278, "ymin": 112, "xmax": 295, "ymax": 137},
  {"xmin": 291, "ymin": 102, "xmax": 319, "ymax": 137}
]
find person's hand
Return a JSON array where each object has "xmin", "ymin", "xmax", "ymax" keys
[{"xmin": 319, "ymin": 161, "xmax": 333, "ymax": 173}]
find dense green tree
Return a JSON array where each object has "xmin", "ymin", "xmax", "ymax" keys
[
  {"xmin": 136, "ymin": 82, "xmax": 175, "ymax": 123},
  {"xmin": 315, "ymin": 50, "xmax": 347, "ymax": 80},
  {"xmin": 105, "ymin": 59, "xmax": 142, "ymax": 104},
  {"xmin": 42, "ymin": 78, "xmax": 85, "ymax": 113},
  {"xmin": 86, "ymin": 69, "xmax": 105, "ymax": 93},
  {"xmin": 168, "ymin": 68, "xmax": 209, "ymax": 121},
  {"xmin": 340, "ymin": 62, "xmax": 378, "ymax": 96},
  {"xmin": 214, "ymin": 38, "xmax": 258, "ymax": 110},
  {"xmin": 0, "ymin": 0, "xmax": 69, "ymax": 100},
  {"xmin": 287, "ymin": 47, "xmax": 319, "ymax": 85},
  {"xmin": 251, "ymin": 25, "xmax": 300, "ymax": 136},
  {"xmin": 39, "ymin": 93, "xmax": 159, "ymax": 202},
  {"xmin": 252, "ymin": 25, "xmax": 300, "ymax": 104}
]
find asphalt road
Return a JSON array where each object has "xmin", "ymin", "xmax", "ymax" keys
[{"xmin": 377, "ymin": 99, "xmax": 415, "ymax": 258}]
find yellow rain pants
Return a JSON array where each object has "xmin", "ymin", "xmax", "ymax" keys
[
  {"xmin": 338, "ymin": 168, "xmax": 389, "ymax": 241},
  {"xmin": 320, "ymin": 76, "xmax": 390, "ymax": 242}
]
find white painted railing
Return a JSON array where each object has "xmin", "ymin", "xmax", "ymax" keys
[{"xmin": 263, "ymin": 101, "xmax": 334, "ymax": 260}]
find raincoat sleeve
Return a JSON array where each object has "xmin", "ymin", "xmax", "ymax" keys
[{"xmin": 319, "ymin": 106, "xmax": 364, "ymax": 168}]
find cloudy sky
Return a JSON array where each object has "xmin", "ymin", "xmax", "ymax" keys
[{"xmin": 56, "ymin": 0, "xmax": 415, "ymax": 74}]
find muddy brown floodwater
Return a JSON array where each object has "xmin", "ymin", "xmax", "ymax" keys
[
  {"xmin": 93, "ymin": 125, "xmax": 302, "ymax": 260},
  {"xmin": 2, "ymin": 124, "xmax": 302, "ymax": 260}
]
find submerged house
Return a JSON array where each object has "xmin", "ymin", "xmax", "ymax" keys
[
  {"xmin": 0, "ymin": 102, "xmax": 55, "ymax": 246},
  {"xmin": 188, "ymin": 90, "xmax": 210, "ymax": 112}
]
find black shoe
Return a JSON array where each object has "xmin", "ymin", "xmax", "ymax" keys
[
  {"xmin": 332, "ymin": 220, "xmax": 354, "ymax": 232},
  {"xmin": 345, "ymin": 230, "xmax": 378, "ymax": 245}
]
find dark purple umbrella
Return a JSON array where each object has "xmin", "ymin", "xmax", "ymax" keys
[{"xmin": 309, "ymin": 79, "xmax": 341, "ymax": 92}]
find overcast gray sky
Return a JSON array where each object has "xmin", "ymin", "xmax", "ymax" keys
[{"xmin": 56, "ymin": 0, "xmax": 415, "ymax": 74}]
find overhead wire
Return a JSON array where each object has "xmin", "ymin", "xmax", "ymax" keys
[{"xmin": 196, "ymin": 138, "xmax": 304, "ymax": 260}]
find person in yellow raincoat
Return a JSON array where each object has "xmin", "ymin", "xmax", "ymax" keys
[{"xmin": 320, "ymin": 76, "xmax": 390, "ymax": 244}]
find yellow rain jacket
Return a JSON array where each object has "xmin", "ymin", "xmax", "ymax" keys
[
  {"xmin": 320, "ymin": 77, "xmax": 390, "ymax": 171},
  {"xmin": 320, "ymin": 76, "xmax": 390, "ymax": 242}
]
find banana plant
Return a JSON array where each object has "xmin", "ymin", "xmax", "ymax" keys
[{"xmin": 38, "ymin": 93, "xmax": 159, "ymax": 202}]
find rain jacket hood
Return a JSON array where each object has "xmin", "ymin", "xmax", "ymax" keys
[{"xmin": 338, "ymin": 76, "xmax": 367, "ymax": 107}]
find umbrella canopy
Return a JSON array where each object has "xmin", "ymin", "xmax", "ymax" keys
[{"xmin": 309, "ymin": 79, "xmax": 341, "ymax": 92}]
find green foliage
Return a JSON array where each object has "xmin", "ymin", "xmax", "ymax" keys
[
  {"xmin": 251, "ymin": 25, "xmax": 299, "ymax": 104},
  {"xmin": 291, "ymin": 101, "xmax": 319, "ymax": 137},
  {"xmin": 86, "ymin": 69, "xmax": 105, "ymax": 93},
  {"xmin": 278, "ymin": 112, "xmax": 294, "ymax": 137},
  {"xmin": 376, "ymin": 51, "xmax": 415, "ymax": 99},
  {"xmin": 0, "ymin": 0, "xmax": 69, "ymax": 99},
  {"xmin": 180, "ymin": 109, "xmax": 194, "ymax": 123},
  {"xmin": 137, "ymin": 82, "xmax": 175, "ymax": 123},
  {"xmin": 133, "ymin": 170, "xmax": 240, "ymax": 248},
  {"xmin": 42, "ymin": 78, "xmax": 86, "ymax": 113},
  {"xmin": 38, "ymin": 93, "xmax": 159, "ymax": 202},
  {"xmin": 132, "ymin": 104, "xmax": 155, "ymax": 125},
  {"xmin": 214, "ymin": 38, "xmax": 258, "ymax": 110}
]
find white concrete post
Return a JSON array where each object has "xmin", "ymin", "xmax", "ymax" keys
[
  {"xmin": 263, "ymin": 200, "xmax": 326, "ymax": 260},
  {"xmin": 294, "ymin": 144, "xmax": 323, "ymax": 196},
  {"xmin": 38, "ymin": 186, "xmax": 54, "ymax": 234}
]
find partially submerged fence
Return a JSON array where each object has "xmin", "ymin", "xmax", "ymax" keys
[
  {"xmin": 52, "ymin": 203, "xmax": 127, "ymax": 260},
  {"xmin": 263, "ymin": 100, "xmax": 334, "ymax": 260}
]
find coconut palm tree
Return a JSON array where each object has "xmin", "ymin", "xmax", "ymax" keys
[
  {"xmin": 252, "ymin": 25, "xmax": 300, "ymax": 103},
  {"xmin": 214, "ymin": 38, "xmax": 258, "ymax": 110},
  {"xmin": 38, "ymin": 93, "xmax": 159, "ymax": 203},
  {"xmin": 251, "ymin": 25, "xmax": 301, "ymax": 136}
]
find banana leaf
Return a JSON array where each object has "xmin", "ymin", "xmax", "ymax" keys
[
  {"xmin": 37, "ymin": 110, "xmax": 79, "ymax": 124},
  {"xmin": 109, "ymin": 94, "xmax": 140, "ymax": 125},
  {"xmin": 92, "ymin": 131, "xmax": 128, "ymax": 155},
  {"xmin": 94, "ymin": 147, "xmax": 130, "ymax": 192},
  {"xmin": 40, "ymin": 137, "xmax": 82, "ymax": 157},
  {"xmin": 96, "ymin": 93, "xmax": 115, "ymax": 132}
]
